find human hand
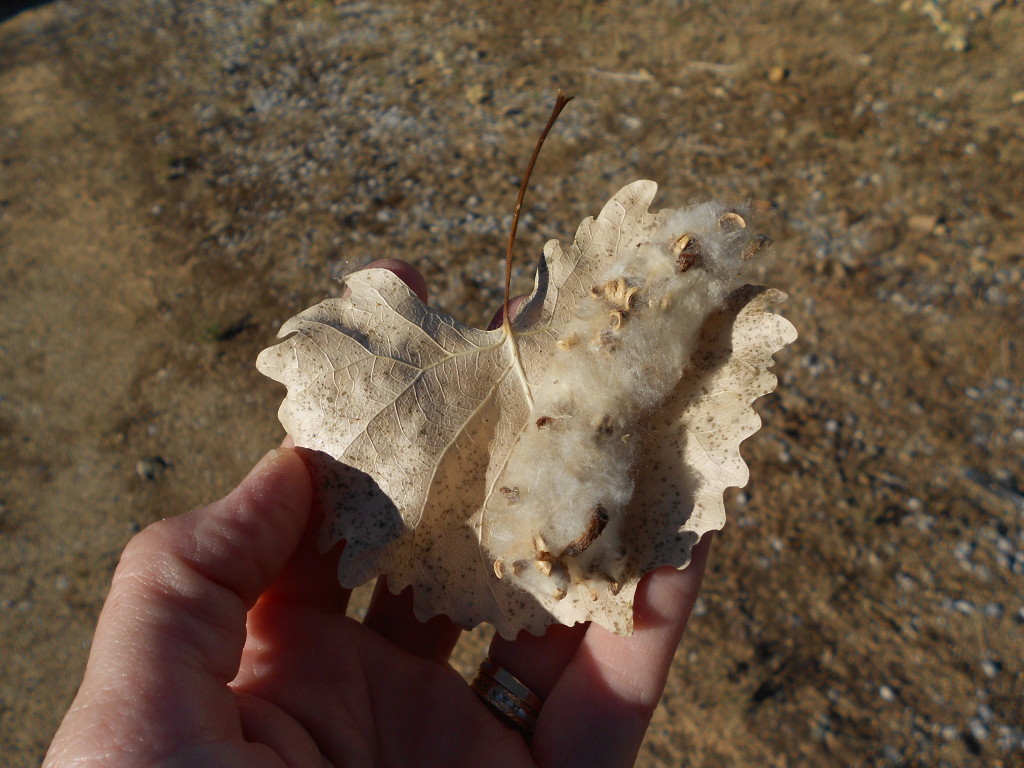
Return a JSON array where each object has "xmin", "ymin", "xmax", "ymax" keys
[{"xmin": 45, "ymin": 260, "xmax": 711, "ymax": 768}]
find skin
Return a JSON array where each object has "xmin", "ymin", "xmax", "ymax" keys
[{"xmin": 44, "ymin": 260, "xmax": 712, "ymax": 768}]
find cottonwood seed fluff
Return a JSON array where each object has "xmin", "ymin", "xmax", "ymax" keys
[{"xmin": 486, "ymin": 203, "xmax": 765, "ymax": 601}]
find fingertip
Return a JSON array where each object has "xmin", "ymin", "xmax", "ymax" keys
[
  {"xmin": 633, "ymin": 533, "xmax": 712, "ymax": 630},
  {"xmin": 487, "ymin": 294, "xmax": 529, "ymax": 330},
  {"xmin": 352, "ymin": 258, "xmax": 429, "ymax": 304},
  {"xmin": 244, "ymin": 446, "xmax": 313, "ymax": 511},
  {"xmin": 116, "ymin": 447, "xmax": 315, "ymax": 613}
]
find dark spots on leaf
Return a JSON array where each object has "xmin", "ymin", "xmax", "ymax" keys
[{"xmin": 499, "ymin": 486, "xmax": 520, "ymax": 504}]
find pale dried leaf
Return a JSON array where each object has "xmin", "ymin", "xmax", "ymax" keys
[{"xmin": 257, "ymin": 180, "xmax": 797, "ymax": 638}]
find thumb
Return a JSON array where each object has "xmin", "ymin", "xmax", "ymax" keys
[{"xmin": 47, "ymin": 448, "xmax": 312, "ymax": 763}]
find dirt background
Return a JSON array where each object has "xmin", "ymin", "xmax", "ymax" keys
[{"xmin": 1, "ymin": 0, "xmax": 1022, "ymax": 766}]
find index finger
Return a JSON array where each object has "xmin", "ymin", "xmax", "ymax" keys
[
  {"xmin": 50, "ymin": 449, "xmax": 313, "ymax": 760},
  {"xmin": 531, "ymin": 535, "xmax": 713, "ymax": 767}
]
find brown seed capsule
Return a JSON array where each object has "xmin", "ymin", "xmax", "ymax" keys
[
  {"xmin": 534, "ymin": 534, "xmax": 552, "ymax": 559},
  {"xmin": 718, "ymin": 212, "xmax": 747, "ymax": 232},
  {"xmin": 591, "ymin": 278, "xmax": 639, "ymax": 313},
  {"xmin": 611, "ymin": 279, "xmax": 629, "ymax": 307},
  {"xmin": 742, "ymin": 233, "xmax": 772, "ymax": 261},
  {"xmin": 561, "ymin": 505, "xmax": 610, "ymax": 557},
  {"xmin": 674, "ymin": 235, "xmax": 702, "ymax": 273},
  {"xmin": 677, "ymin": 250, "xmax": 700, "ymax": 272},
  {"xmin": 534, "ymin": 559, "xmax": 553, "ymax": 577},
  {"xmin": 670, "ymin": 233, "xmax": 692, "ymax": 255},
  {"xmin": 609, "ymin": 309, "xmax": 624, "ymax": 330},
  {"xmin": 556, "ymin": 332, "xmax": 580, "ymax": 349},
  {"xmin": 493, "ymin": 558, "xmax": 505, "ymax": 579}
]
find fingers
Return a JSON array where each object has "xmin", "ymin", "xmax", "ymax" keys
[
  {"xmin": 253, "ymin": 488, "xmax": 352, "ymax": 615},
  {"xmin": 48, "ymin": 449, "xmax": 313, "ymax": 760},
  {"xmin": 533, "ymin": 535, "xmax": 714, "ymax": 768},
  {"xmin": 488, "ymin": 623, "xmax": 587, "ymax": 700},
  {"xmin": 242, "ymin": 428, "xmax": 351, "ymax": 614},
  {"xmin": 361, "ymin": 578, "xmax": 463, "ymax": 663}
]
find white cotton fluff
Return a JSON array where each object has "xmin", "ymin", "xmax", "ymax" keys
[{"xmin": 485, "ymin": 202, "xmax": 762, "ymax": 600}]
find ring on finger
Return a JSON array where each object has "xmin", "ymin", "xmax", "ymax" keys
[{"xmin": 471, "ymin": 656, "xmax": 544, "ymax": 740}]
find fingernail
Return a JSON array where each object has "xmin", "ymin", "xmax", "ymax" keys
[{"xmin": 254, "ymin": 447, "xmax": 283, "ymax": 471}]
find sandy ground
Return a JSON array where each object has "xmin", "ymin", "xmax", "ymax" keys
[{"xmin": 1, "ymin": 1, "xmax": 1022, "ymax": 765}]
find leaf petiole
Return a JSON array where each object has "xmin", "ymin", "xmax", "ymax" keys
[{"xmin": 501, "ymin": 91, "xmax": 574, "ymax": 335}]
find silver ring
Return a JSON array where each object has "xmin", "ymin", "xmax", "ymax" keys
[{"xmin": 471, "ymin": 657, "xmax": 544, "ymax": 740}]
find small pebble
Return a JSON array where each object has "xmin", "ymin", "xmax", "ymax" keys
[
  {"xmin": 982, "ymin": 603, "xmax": 1003, "ymax": 618},
  {"xmin": 953, "ymin": 541, "xmax": 974, "ymax": 561},
  {"xmin": 464, "ymin": 84, "xmax": 489, "ymax": 105},
  {"xmin": 136, "ymin": 456, "xmax": 170, "ymax": 481},
  {"xmin": 952, "ymin": 599, "xmax": 976, "ymax": 615},
  {"xmin": 980, "ymin": 659, "xmax": 1001, "ymax": 678},
  {"xmin": 879, "ymin": 685, "xmax": 897, "ymax": 702},
  {"xmin": 968, "ymin": 719, "xmax": 989, "ymax": 742},
  {"xmin": 908, "ymin": 213, "xmax": 939, "ymax": 233}
]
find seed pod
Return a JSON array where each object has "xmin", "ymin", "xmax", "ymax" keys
[
  {"xmin": 561, "ymin": 505, "xmax": 609, "ymax": 557},
  {"xmin": 743, "ymin": 233, "xmax": 772, "ymax": 261},
  {"xmin": 718, "ymin": 212, "xmax": 746, "ymax": 232}
]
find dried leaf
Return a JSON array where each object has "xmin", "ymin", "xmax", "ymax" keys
[{"xmin": 257, "ymin": 180, "xmax": 797, "ymax": 638}]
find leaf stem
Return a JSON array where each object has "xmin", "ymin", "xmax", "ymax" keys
[{"xmin": 502, "ymin": 91, "xmax": 574, "ymax": 333}]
